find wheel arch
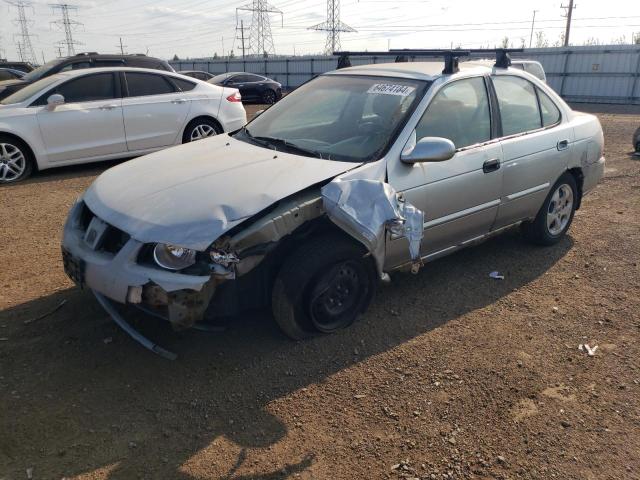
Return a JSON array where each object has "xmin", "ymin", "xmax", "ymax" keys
[
  {"xmin": 0, "ymin": 130, "xmax": 39, "ymax": 172},
  {"xmin": 566, "ymin": 167, "xmax": 584, "ymax": 210}
]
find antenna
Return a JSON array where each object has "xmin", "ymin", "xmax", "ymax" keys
[
  {"xmin": 5, "ymin": 0, "xmax": 38, "ymax": 64},
  {"xmin": 309, "ymin": 0, "xmax": 356, "ymax": 54},
  {"xmin": 50, "ymin": 3, "xmax": 84, "ymax": 56},
  {"xmin": 237, "ymin": 0, "xmax": 282, "ymax": 57}
]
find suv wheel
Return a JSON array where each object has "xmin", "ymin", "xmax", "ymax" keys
[
  {"xmin": 183, "ymin": 118, "xmax": 221, "ymax": 143},
  {"xmin": 272, "ymin": 233, "xmax": 377, "ymax": 340},
  {"xmin": 522, "ymin": 172, "xmax": 578, "ymax": 245},
  {"xmin": 0, "ymin": 135, "xmax": 33, "ymax": 185}
]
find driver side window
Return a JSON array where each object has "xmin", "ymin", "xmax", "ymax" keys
[{"xmin": 415, "ymin": 76, "xmax": 491, "ymax": 150}]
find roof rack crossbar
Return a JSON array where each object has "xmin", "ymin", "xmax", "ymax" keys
[{"xmin": 333, "ymin": 49, "xmax": 471, "ymax": 73}]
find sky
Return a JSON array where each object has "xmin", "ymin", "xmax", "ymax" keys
[{"xmin": 0, "ymin": 0, "xmax": 639, "ymax": 63}]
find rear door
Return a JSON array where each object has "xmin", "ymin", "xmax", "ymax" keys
[
  {"xmin": 35, "ymin": 72, "xmax": 126, "ymax": 162},
  {"xmin": 121, "ymin": 71, "xmax": 191, "ymax": 150},
  {"xmin": 387, "ymin": 76, "xmax": 504, "ymax": 264},
  {"xmin": 491, "ymin": 75, "xmax": 573, "ymax": 229}
]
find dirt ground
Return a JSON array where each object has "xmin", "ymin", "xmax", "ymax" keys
[{"xmin": 1, "ymin": 103, "xmax": 639, "ymax": 480}]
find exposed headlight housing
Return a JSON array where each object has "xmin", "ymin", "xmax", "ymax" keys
[{"xmin": 153, "ymin": 243, "xmax": 196, "ymax": 270}]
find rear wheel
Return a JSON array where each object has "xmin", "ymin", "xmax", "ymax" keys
[
  {"xmin": 522, "ymin": 172, "xmax": 577, "ymax": 245},
  {"xmin": 271, "ymin": 234, "xmax": 377, "ymax": 340},
  {"xmin": 183, "ymin": 118, "xmax": 222, "ymax": 143},
  {"xmin": 0, "ymin": 135, "xmax": 33, "ymax": 185}
]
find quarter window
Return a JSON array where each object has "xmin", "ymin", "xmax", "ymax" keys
[
  {"xmin": 125, "ymin": 72, "xmax": 176, "ymax": 96},
  {"xmin": 537, "ymin": 88, "xmax": 561, "ymax": 126},
  {"xmin": 173, "ymin": 77, "xmax": 197, "ymax": 92},
  {"xmin": 55, "ymin": 73, "xmax": 116, "ymax": 103},
  {"xmin": 415, "ymin": 76, "xmax": 491, "ymax": 149},
  {"xmin": 492, "ymin": 75, "xmax": 543, "ymax": 136}
]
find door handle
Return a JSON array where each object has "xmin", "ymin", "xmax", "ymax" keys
[
  {"xmin": 483, "ymin": 158, "xmax": 501, "ymax": 173},
  {"xmin": 172, "ymin": 98, "xmax": 188, "ymax": 104},
  {"xmin": 99, "ymin": 104, "xmax": 118, "ymax": 110},
  {"xmin": 557, "ymin": 139, "xmax": 570, "ymax": 151}
]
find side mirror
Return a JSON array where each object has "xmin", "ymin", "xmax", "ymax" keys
[
  {"xmin": 401, "ymin": 136, "xmax": 456, "ymax": 164},
  {"xmin": 46, "ymin": 94, "xmax": 65, "ymax": 111}
]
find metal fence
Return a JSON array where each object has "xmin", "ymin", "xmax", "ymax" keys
[{"xmin": 171, "ymin": 45, "xmax": 640, "ymax": 104}]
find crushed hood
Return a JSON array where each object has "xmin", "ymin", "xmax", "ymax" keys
[{"xmin": 83, "ymin": 134, "xmax": 361, "ymax": 250}]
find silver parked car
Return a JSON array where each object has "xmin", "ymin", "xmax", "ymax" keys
[{"xmin": 61, "ymin": 56, "xmax": 605, "ymax": 355}]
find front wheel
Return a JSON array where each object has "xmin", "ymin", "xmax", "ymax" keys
[
  {"xmin": 182, "ymin": 118, "xmax": 222, "ymax": 143},
  {"xmin": 521, "ymin": 172, "xmax": 578, "ymax": 245},
  {"xmin": 271, "ymin": 233, "xmax": 377, "ymax": 340},
  {"xmin": 0, "ymin": 135, "xmax": 33, "ymax": 185}
]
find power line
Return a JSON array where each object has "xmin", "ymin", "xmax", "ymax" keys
[
  {"xmin": 50, "ymin": 3, "xmax": 83, "ymax": 56},
  {"xmin": 237, "ymin": 0, "xmax": 283, "ymax": 57},
  {"xmin": 308, "ymin": 0, "xmax": 356, "ymax": 54},
  {"xmin": 5, "ymin": 0, "xmax": 38, "ymax": 64}
]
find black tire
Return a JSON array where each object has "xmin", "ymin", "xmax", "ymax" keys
[
  {"xmin": 271, "ymin": 233, "xmax": 377, "ymax": 340},
  {"xmin": 262, "ymin": 89, "xmax": 277, "ymax": 105},
  {"xmin": 0, "ymin": 134, "xmax": 34, "ymax": 185},
  {"xmin": 182, "ymin": 118, "xmax": 222, "ymax": 143},
  {"xmin": 521, "ymin": 172, "xmax": 578, "ymax": 246},
  {"xmin": 635, "ymin": 141, "xmax": 640, "ymax": 154}
]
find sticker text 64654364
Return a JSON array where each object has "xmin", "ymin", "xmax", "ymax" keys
[{"xmin": 367, "ymin": 84, "xmax": 416, "ymax": 97}]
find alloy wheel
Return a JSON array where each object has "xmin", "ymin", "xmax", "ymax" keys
[
  {"xmin": 190, "ymin": 124, "xmax": 217, "ymax": 142},
  {"xmin": 0, "ymin": 143, "xmax": 26, "ymax": 182},
  {"xmin": 263, "ymin": 90, "xmax": 276, "ymax": 104},
  {"xmin": 546, "ymin": 183, "xmax": 574, "ymax": 236}
]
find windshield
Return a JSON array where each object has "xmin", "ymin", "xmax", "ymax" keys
[
  {"xmin": 236, "ymin": 75, "xmax": 428, "ymax": 162},
  {"xmin": 22, "ymin": 59, "xmax": 61, "ymax": 82},
  {"xmin": 0, "ymin": 74, "xmax": 62, "ymax": 105}
]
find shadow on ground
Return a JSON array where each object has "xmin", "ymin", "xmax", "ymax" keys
[{"xmin": 0, "ymin": 231, "xmax": 573, "ymax": 479}]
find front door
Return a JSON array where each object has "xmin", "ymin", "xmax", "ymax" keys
[
  {"xmin": 36, "ymin": 72, "xmax": 126, "ymax": 163},
  {"xmin": 386, "ymin": 76, "xmax": 504, "ymax": 267},
  {"xmin": 121, "ymin": 71, "xmax": 191, "ymax": 151}
]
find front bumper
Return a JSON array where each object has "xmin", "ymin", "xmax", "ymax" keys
[{"xmin": 61, "ymin": 200, "xmax": 216, "ymax": 328}]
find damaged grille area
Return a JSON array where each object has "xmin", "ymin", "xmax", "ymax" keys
[{"xmin": 77, "ymin": 202, "xmax": 131, "ymax": 254}]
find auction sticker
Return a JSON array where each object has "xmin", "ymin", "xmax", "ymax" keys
[{"xmin": 367, "ymin": 83, "xmax": 415, "ymax": 96}]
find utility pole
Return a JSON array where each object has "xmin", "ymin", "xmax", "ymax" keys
[
  {"xmin": 5, "ymin": 0, "xmax": 38, "ymax": 64},
  {"xmin": 309, "ymin": 0, "xmax": 356, "ymax": 54},
  {"xmin": 50, "ymin": 3, "xmax": 83, "ymax": 56},
  {"xmin": 236, "ymin": 19, "xmax": 248, "ymax": 59},
  {"xmin": 561, "ymin": 0, "xmax": 576, "ymax": 47},
  {"xmin": 55, "ymin": 45, "xmax": 63, "ymax": 57},
  {"xmin": 116, "ymin": 37, "xmax": 127, "ymax": 55},
  {"xmin": 529, "ymin": 10, "xmax": 538, "ymax": 48},
  {"xmin": 237, "ymin": 0, "xmax": 283, "ymax": 57}
]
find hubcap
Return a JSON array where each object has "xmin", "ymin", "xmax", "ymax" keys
[
  {"xmin": 309, "ymin": 261, "xmax": 364, "ymax": 332},
  {"xmin": 0, "ymin": 143, "xmax": 26, "ymax": 182},
  {"xmin": 190, "ymin": 124, "xmax": 217, "ymax": 141},
  {"xmin": 546, "ymin": 183, "xmax": 573, "ymax": 236}
]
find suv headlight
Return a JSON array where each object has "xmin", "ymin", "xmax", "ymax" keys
[{"xmin": 153, "ymin": 243, "xmax": 196, "ymax": 270}]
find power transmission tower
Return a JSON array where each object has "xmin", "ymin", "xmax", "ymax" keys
[
  {"xmin": 309, "ymin": 0, "xmax": 356, "ymax": 55},
  {"xmin": 236, "ymin": 19, "xmax": 249, "ymax": 59},
  {"xmin": 5, "ymin": 0, "xmax": 38, "ymax": 64},
  {"xmin": 237, "ymin": 0, "xmax": 282, "ymax": 57},
  {"xmin": 50, "ymin": 3, "xmax": 83, "ymax": 56},
  {"xmin": 561, "ymin": 0, "xmax": 576, "ymax": 47},
  {"xmin": 116, "ymin": 37, "xmax": 127, "ymax": 55}
]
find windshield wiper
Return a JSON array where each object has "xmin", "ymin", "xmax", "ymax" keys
[{"xmin": 251, "ymin": 135, "xmax": 325, "ymax": 159}]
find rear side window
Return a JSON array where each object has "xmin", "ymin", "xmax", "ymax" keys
[
  {"xmin": 537, "ymin": 88, "xmax": 561, "ymax": 126},
  {"xmin": 416, "ymin": 76, "xmax": 491, "ymax": 149},
  {"xmin": 125, "ymin": 72, "xmax": 176, "ymax": 96},
  {"xmin": 492, "ymin": 76, "xmax": 541, "ymax": 136},
  {"xmin": 173, "ymin": 77, "xmax": 197, "ymax": 92},
  {"xmin": 55, "ymin": 73, "xmax": 116, "ymax": 103}
]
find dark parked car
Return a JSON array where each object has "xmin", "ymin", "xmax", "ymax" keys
[
  {"xmin": 0, "ymin": 68, "xmax": 26, "ymax": 81},
  {"xmin": 0, "ymin": 52, "xmax": 174, "ymax": 101},
  {"xmin": 634, "ymin": 126, "xmax": 640, "ymax": 155},
  {"xmin": 179, "ymin": 70, "xmax": 214, "ymax": 81},
  {"xmin": 0, "ymin": 61, "xmax": 34, "ymax": 73},
  {"xmin": 208, "ymin": 72, "xmax": 282, "ymax": 104}
]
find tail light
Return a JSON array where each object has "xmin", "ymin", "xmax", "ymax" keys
[{"xmin": 226, "ymin": 91, "xmax": 242, "ymax": 103}]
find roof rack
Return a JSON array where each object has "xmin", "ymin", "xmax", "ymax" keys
[
  {"xmin": 74, "ymin": 52, "xmax": 99, "ymax": 56},
  {"xmin": 333, "ymin": 48, "xmax": 525, "ymax": 74}
]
